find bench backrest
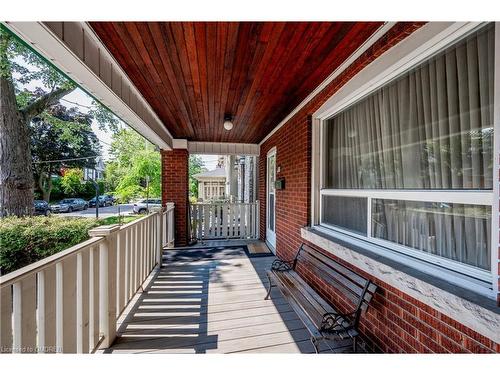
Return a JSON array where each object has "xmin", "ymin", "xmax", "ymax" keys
[{"xmin": 293, "ymin": 243, "xmax": 377, "ymax": 326}]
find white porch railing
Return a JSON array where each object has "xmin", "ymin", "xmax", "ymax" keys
[
  {"xmin": 190, "ymin": 201, "xmax": 259, "ymax": 241},
  {"xmin": 0, "ymin": 203, "xmax": 175, "ymax": 354},
  {"xmin": 161, "ymin": 203, "xmax": 175, "ymax": 248}
]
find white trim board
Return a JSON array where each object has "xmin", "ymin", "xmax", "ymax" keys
[
  {"xmin": 4, "ymin": 21, "xmax": 173, "ymax": 150},
  {"xmin": 493, "ymin": 22, "xmax": 500, "ymax": 301},
  {"xmin": 313, "ymin": 22, "xmax": 484, "ymax": 119},
  {"xmin": 188, "ymin": 141, "xmax": 259, "ymax": 156},
  {"xmin": 258, "ymin": 22, "xmax": 396, "ymax": 147}
]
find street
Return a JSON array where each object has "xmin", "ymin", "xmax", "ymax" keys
[{"xmin": 57, "ymin": 204, "xmax": 135, "ymax": 218}]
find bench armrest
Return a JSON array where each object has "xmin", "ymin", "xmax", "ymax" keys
[
  {"xmin": 271, "ymin": 258, "xmax": 294, "ymax": 272},
  {"xmin": 320, "ymin": 311, "xmax": 355, "ymax": 332}
]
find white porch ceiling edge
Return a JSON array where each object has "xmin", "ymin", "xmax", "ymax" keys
[
  {"xmin": 188, "ymin": 141, "xmax": 259, "ymax": 156},
  {"xmin": 3, "ymin": 21, "xmax": 173, "ymax": 150}
]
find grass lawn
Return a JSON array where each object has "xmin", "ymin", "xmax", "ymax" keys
[{"xmin": 99, "ymin": 215, "xmax": 145, "ymax": 225}]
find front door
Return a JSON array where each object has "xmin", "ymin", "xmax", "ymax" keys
[{"xmin": 266, "ymin": 148, "xmax": 276, "ymax": 252}]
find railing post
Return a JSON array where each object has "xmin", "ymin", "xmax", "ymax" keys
[
  {"xmin": 89, "ymin": 225, "xmax": 119, "ymax": 349},
  {"xmin": 170, "ymin": 205, "xmax": 175, "ymax": 247},
  {"xmin": 158, "ymin": 209, "xmax": 164, "ymax": 267}
]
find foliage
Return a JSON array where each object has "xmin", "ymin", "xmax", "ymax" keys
[
  {"xmin": 1, "ymin": 26, "xmax": 74, "ymax": 94},
  {"xmin": 189, "ymin": 155, "xmax": 206, "ymax": 198},
  {"xmin": 31, "ymin": 104, "xmax": 102, "ymax": 201},
  {"xmin": 0, "ymin": 215, "xmax": 99, "ymax": 274},
  {"xmin": 0, "ymin": 26, "xmax": 121, "ymax": 216},
  {"xmin": 56, "ymin": 169, "xmax": 105, "ymax": 201},
  {"xmin": 105, "ymin": 129, "xmax": 161, "ymax": 202},
  {"xmin": 49, "ymin": 177, "xmax": 65, "ymax": 201},
  {"xmin": 60, "ymin": 168, "xmax": 85, "ymax": 196},
  {"xmin": 0, "ymin": 214, "xmax": 144, "ymax": 274}
]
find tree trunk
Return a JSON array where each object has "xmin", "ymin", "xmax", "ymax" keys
[
  {"xmin": 0, "ymin": 71, "xmax": 35, "ymax": 217},
  {"xmin": 38, "ymin": 168, "xmax": 53, "ymax": 202}
]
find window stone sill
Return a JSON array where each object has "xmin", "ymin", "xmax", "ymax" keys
[{"xmin": 301, "ymin": 226, "xmax": 500, "ymax": 344}]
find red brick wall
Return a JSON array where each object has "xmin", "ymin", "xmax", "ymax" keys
[
  {"xmin": 161, "ymin": 149, "xmax": 189, "ymax": 246},
  {"xmin": 259, "ymin": 22, "xmax": 500, "ymax": 353}
]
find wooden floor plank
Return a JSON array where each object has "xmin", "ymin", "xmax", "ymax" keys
[{"xmin": 108, "ymin": 248, "xmax": 314, "ymax": 353}]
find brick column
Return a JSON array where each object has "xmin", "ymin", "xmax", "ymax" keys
[{"xmin": 161, "ymin": 149, "xmax": 189, "ymax": 247}]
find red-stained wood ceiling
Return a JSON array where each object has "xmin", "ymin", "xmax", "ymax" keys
[{"xmin": 89, "ymin": 22, "xmax": 383, "ymax": 143}]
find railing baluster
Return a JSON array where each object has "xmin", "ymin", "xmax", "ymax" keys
[
  {"xmin": 117, "ymin": 230, "xmax": 126, "ymax": 316},
  {"xmin": 242, "ymin": 204, "xmax": 248, "ymax": 238},
  {"xmin": 203, "ymin": 205, "xmax": 209, "ymax": 240},
  {"xmin": 39, "ymin": 265, "xmax": 56, "ymax": 353},
  {"xmin": 144, "ymin": 219, "xmax": 148, "ymax": 275},
  {"xmin": 55, "ymin": 262, "xmax": 63, "ymax": 352},
  {"xmin": 158, "ymin": 211, "xmax": 163, "ymax": 266},
  {"xmin": 124, "ymin": 228, "xmax": 130, "ymax": 302},
  {"xmin": 0, "ymin": 285, "xmax": 12, "ymax": 353},
  {"xmin": 222, "ymin": 204, "xmax": 227, "ymax": 237},
  {"xmin": 21, "ymin": 275, "xmax": 37, "ymax": 353},
  {"xmin": 76, "ymin": 251, "xmax": 89, "ymax": 353},
  {"xmin": 197, "ymin": 204, "xmax": 202, "ymax": 240},
  {"xmin": 256, "ymin": 200, "xmax": 260, "ymax": 238},
  {"xmin": 88, "ymin": 247, "xmax": 96, "ymax": 351},
  {"xmin": 62, "ymin": 256, "xmax": 77, "ymax": 353},
  {"xmin": 12, "ymin": 282, "xmax": 22, "ymax": 353},
  {"xmin": 141, "ymin": 220, "xmax": 146, "ymax": 281},
  {"xmin": 140, "ymin": 221, "xmax": 145, "ymax": 284},
  {"xmin": 133, "ymin": 224, "xmax": 138, "ymax": 291}
]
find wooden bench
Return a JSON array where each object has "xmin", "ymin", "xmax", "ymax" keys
[{"xmin": 265, "ymin": 243, "xmax": 377, "ymax": 353}]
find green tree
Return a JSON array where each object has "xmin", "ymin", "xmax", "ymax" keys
[
  {"xmin": 31, "ymin": 104, "xmax": 101, "ymax": 202},
  {"xmin": 60, "ymin": 169, "xmax": 84, "ymax": 196},
  {"xmin": 0, "ymin": 26, "xmax": 118, "ymax": 217},
  {"xmin": 189, "ymin": 155, "xmax": 206, "ymax": 198},
  {"xmin": 106, "ymin": 129, "xmax": 161, "ymax": 202}
]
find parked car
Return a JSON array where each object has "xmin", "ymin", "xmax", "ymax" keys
[
  {"xmin": 50, "ymin": 198, "xmax": 88, "ymax": 213},
  {"xmin": 133, "ymin": 198, "xmax": 161, "ymax": 214},
  {"xmin": 100, "ymin": 194, "xmax": 116, "ymax": 206},
  {"xmin": 34, "ymin": 200, "xmax": 51, "ymax": 216},
  {"xmin": 89, "ymin": 196, "xmax": 105, "ymax": 207}
]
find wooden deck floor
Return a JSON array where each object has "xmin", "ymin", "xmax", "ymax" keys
[{"xmin": 105, "ymin": 245, "xmax": 353, "ymax": 354}]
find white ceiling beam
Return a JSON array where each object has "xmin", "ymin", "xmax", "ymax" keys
[{"xmin": 188, "ymin": 142, "xmax": 259, "ymax": 156}]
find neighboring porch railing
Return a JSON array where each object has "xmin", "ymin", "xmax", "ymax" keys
[
  {"xmin": 0, "ymin": 203, "xmax": 175, "ymax": 354},
  {"xmin": 189, "ymin": 202, "xmax": 259, "ymax": 241}
]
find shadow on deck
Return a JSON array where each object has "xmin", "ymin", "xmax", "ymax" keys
[{"xmin": 105, "ymin": 243, "xmax": 355, "ymax": 353}]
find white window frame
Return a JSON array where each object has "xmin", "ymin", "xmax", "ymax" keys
[{"xmin": 311, "ymin": 22, "xmax": 500, "ymax": 298}]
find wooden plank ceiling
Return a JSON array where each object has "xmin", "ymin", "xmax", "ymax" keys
[{"xmin": 89, "ymin": 22, "xmax": 383, "ymax": 143}]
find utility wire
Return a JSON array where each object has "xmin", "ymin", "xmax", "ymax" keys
[
  {"xmin": 33, "ymin": 155, "xmax": 101, "ymax": 164},
  {"xmin": 60, "ymin": 98, "xmax": 93, "ymax": 109}
]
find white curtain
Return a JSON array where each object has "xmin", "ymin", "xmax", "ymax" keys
[{"xmin": 324, "ymin": 24, "xmax": 494, "ymax": 270}]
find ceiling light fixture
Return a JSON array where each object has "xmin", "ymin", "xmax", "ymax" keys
[{"xmin": 223, "ymin": 114, "xmax": 233, "ymax": 131}]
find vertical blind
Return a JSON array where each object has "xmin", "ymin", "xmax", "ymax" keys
[{"xmin": 323, "ymin": 24, "xmax": 494, "ymax": 270}]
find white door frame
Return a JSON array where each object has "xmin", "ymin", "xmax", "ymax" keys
[{"xmin": 266, "ymin": 147, "xmax": 277, "ymax": 252}]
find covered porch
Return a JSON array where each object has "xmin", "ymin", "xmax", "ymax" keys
[{"xmin": 1, "ymin": 20, "xmax": 499, "ymax": 355}]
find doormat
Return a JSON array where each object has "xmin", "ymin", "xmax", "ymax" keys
[
  {"xmin": 164, "ymin": 244, "xmax": 274, "ymax": 262},
  {"xmin": 247, "ymin": 241, "xmax": 273, "ymax": 256}
]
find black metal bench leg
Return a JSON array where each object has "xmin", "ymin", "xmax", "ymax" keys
[
  {"xmin": 352, "ymin": 336, "xmax": 357, "ymax": 353},
  {"xmin": 310, "ymin": 337, "xmax": 320, "ymax": 354},
  {"xmin": 264, "ymin": 274, "xmax": 273, "ymax": 300}
]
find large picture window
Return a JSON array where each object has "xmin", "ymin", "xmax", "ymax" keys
[{"xmin": 319, "ymin": 23, "xmax": 496, "ymax": 279}]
